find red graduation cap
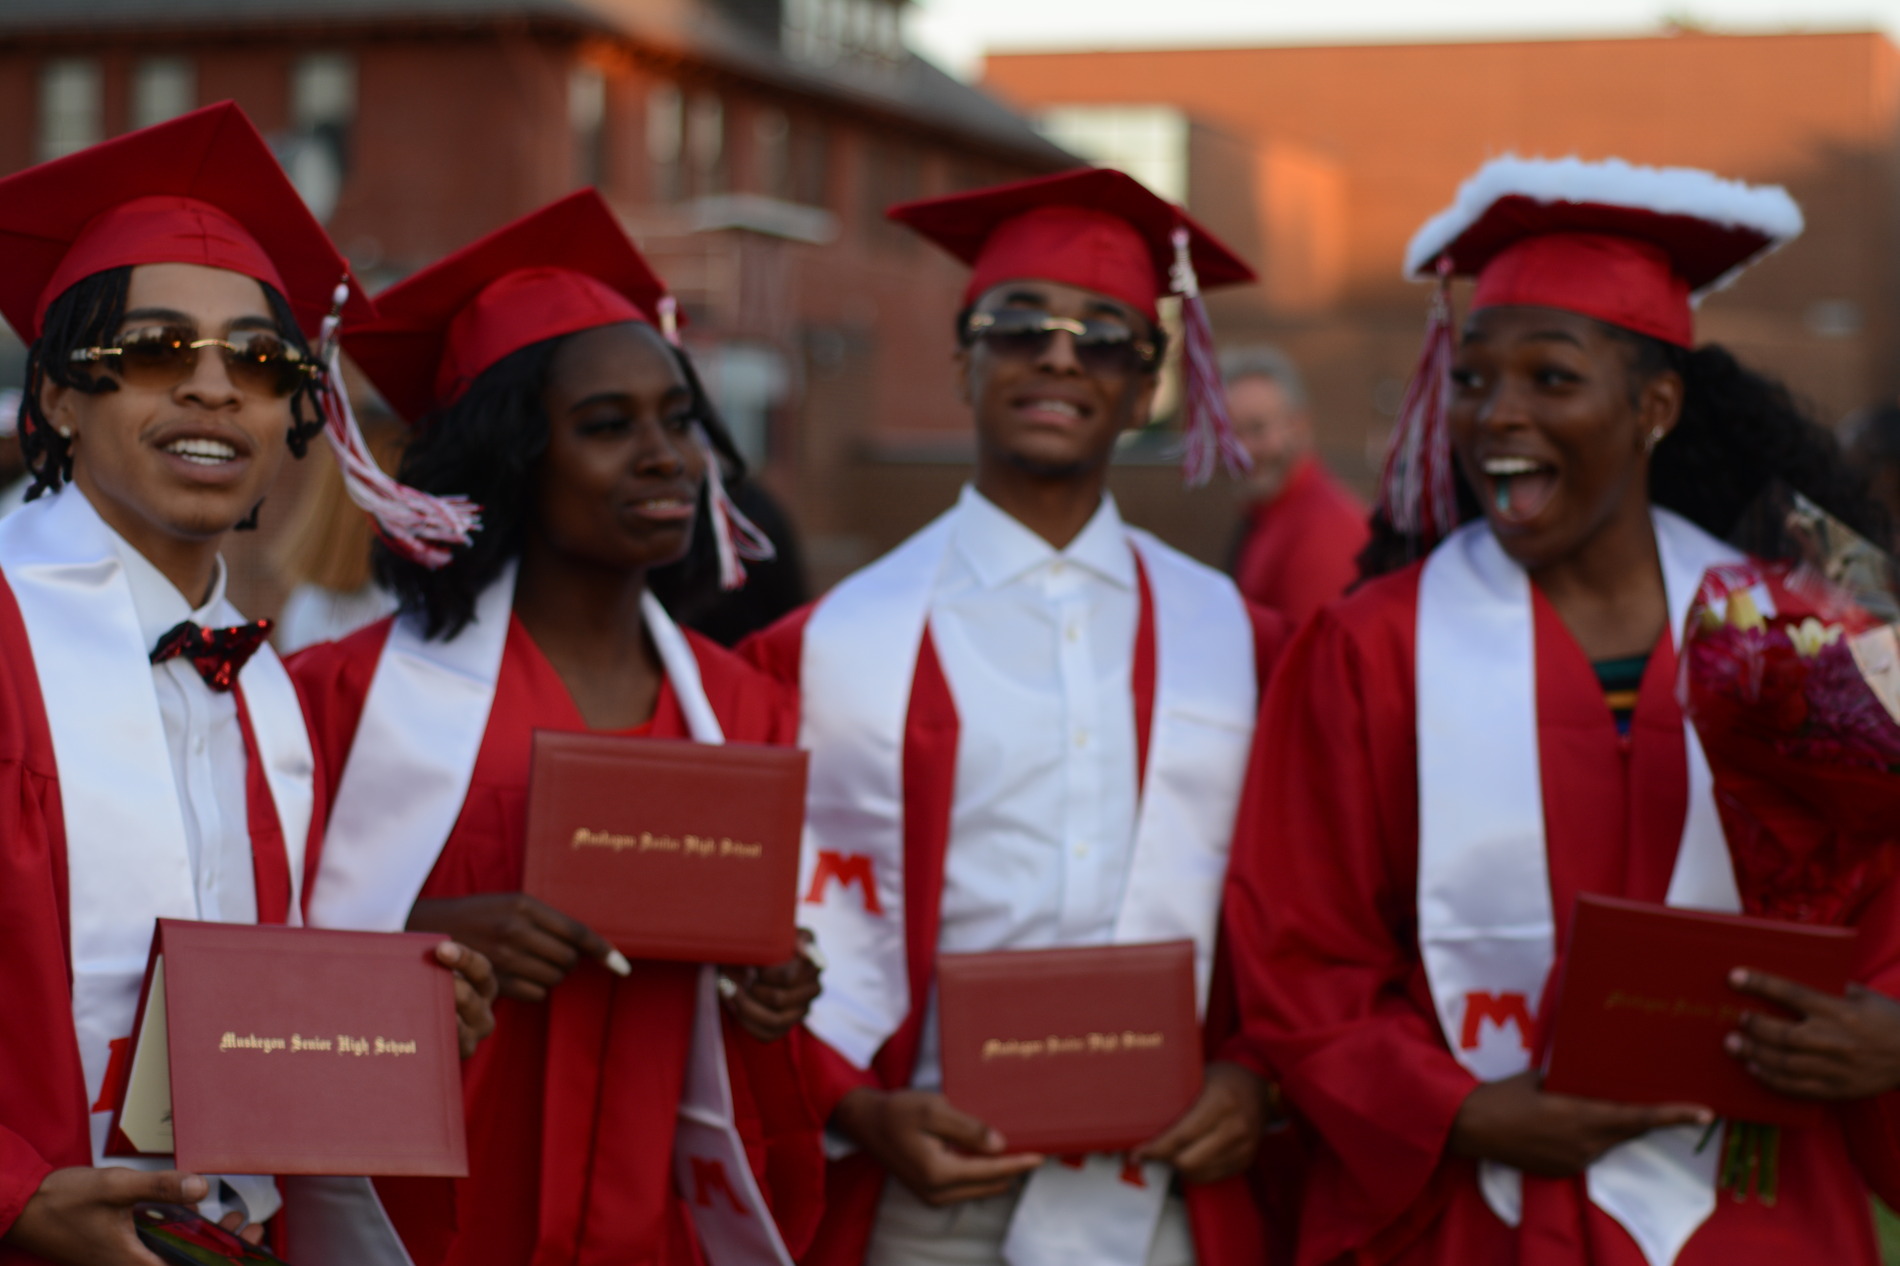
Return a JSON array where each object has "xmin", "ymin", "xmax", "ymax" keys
[
  {"xmin": 1380, "ymin": 156, "xmax": 1803, "ymax": 545},
  {"xmin": 888, "ymin": 166, "xmax": 1254, "ymax": 321},
  {"xmin": 0, "ymin": 100, "xmax": 371, "ymax": 340},
  {"xmin": 887, "ymin": 167, "xmax": 1258, "ymax": 484},
  {"xmin": 345, "ymin": 189, "xmax": 674, "ymax": 423}
]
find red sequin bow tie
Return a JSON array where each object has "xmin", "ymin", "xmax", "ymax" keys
[{"xmin": 149, "ymin": 618, "xmax": 273, "ymax": 692}]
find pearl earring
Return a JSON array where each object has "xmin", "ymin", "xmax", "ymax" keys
[{"xmin": 55, "ymin": 425, "xmax": 72, "ymax": 439}]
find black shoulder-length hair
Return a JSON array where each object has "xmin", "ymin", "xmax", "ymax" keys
[
  {"xmin": 1355, "ymin": 326, "xmax": 1893, "ymax": 579},
  {"xmin": 18, "ymin": 265, "xmax": 324, "ymax": 501},
  {"xmin": 374, "ymin": 325, "xmax": 746, "ymax": 640}
]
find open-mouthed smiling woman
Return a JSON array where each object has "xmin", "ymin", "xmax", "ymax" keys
[{"xmin": 1224, "ymin": 157, "xmax": 1900, "ymax": 1266}]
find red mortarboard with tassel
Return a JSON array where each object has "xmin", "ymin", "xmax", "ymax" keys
[
  {"xmin": 887, "ymin": 167, "xmax": 1258, "ymax": 485},
  {"xmin": 1385, "ymin": 155, "xmax": 1803, "ymax": 551},
  {"xmin": 0, "ymin": 100, "xmax": 478, "ymax": 568},
  {"xmin": 345, "ymin": 189, "xmax": 774, "ymax": 590}
]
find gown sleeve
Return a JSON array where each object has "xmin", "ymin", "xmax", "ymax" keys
[{"xmin": 1222, "ymin": 590, "xmax": 1480, "ymax": 1259}]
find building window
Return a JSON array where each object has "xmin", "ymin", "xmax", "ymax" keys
[
  {"xmin": 132, "ymin": 57, "xmax": 194, "ymax": 130},
  {"xmin": 648, "ymin": 82, "xmax": 684, "ymax": 203},
  {"xmin": 756, "ymin": 106, "xmax": 790, "ymax": 200},
  {"xmin": 38, "ymin": 59, "xmax": 101, "ymax": 161},
  {"xmin": 784, "ymin": 0, "xmax": 903, "ymax": 67},
  {"xmin": 285, "ymin": 53, "xmax": 356, "ymax": 223},
  {"xmin": 570, "ymin": 66, "xmax": 606, "ymax": 189},
  {"xmin": 1036, "ymin": 105, "xmax": 1188, "ymax": 202},
  {"xmin": 687, "ymin": 91, "xmax": 725, "ymax": 198},
  {"xmin": 790, "ymin": 116, "xmax": 830, "ymax": 209},
  {"xmin": 292, "ymin": 53, "xmax": 356, "ymax": 133}
]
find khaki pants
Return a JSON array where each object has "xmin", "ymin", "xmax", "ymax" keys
[{"xmin": 865, "ymin": 1176, "xmax": 1196, "ymax": 1266}]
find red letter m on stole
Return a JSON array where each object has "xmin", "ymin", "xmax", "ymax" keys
[
  {"xmin": 690, "ymin": 1157, "xmax": 748, "ymax": 1215},
  {"xmin": 803, "ymin": 851, "xmax": 883, "ymax": 914},
  {"xmin": 1460, "ymin": 991, "xmax": 1533, "ymax": 1052}
]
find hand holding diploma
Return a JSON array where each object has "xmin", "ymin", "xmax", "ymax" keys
[
  {"xmin": 1133, "ymin": 1060, "xmax": 1269, "ymax": 1184},
  {"xmin": 433, "ymin": 940, "xmax": 500, "ymax": 1057},
  {"xmin": 1449, "ymin": 1071, "xmax": 1715, "ymax": 1178},
  {"xmin": 831, "ymin": 1087, "xmax": 1045, "ymax": 1207},
  {"xmin": 1726, "ymin": 968, "xmax": 1900, "ymax": 1100},
  {"xmin": 5, "ymin": 1167, "xmax": 209, "ymax": 1266},
  {"xmin": 718, "ymin": 928, "xmax": 823, "ymax": 1043},
  {"xmin": 408, "ymin": 894, "xmax": 629, "ymax": 1004}
]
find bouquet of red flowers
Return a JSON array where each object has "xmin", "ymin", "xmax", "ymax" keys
[{"xmin": 1679, "ymin": 492, "xmax": 1900, "ymax": 1199}]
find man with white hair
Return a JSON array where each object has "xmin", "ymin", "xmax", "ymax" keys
[{"xmin": 1224, "ymin": 346, "xmax": 1366, "ymax": 627}]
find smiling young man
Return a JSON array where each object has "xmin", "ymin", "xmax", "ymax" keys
[
  {"xmin": 0, "ymin": 104, "xmax": 493, "ymax": 1266},
  {"xmin": 745, "ymin": 169, "xmax": 1289, "ymax": 1266}
]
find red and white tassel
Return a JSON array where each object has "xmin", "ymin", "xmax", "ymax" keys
[
  {"xmin": 1375, "ymin": 256, "xmax": 1460, "ymax": 548},
  {"xmin": 697, "ymin": 425, "xmax": 776, "ymax": 591},
  {"xmin": 1171, "ymin": 226, "xmax": 1250, "ymax": 487},
  {"xmin": 316, "ymin": 282, "xmax": 480, "ymax": 568}
]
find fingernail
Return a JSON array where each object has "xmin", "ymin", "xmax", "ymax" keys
[
  {"xmin": 985, "ymin": 1129, "xmax": 1007, "ymax": 1152},
  {"xmin": 717, "ymin": 973, "xmax": 740, "ymax": 1001},
  {"xmin": 1729, "ymin": 968, "xmax": 1748, "ymax": 987},
  {"xmin": 603, "ymin": 949, "xmax": 632, "ymax": 977},
  {"xmin": 801, "ymin": 940, "xmax": 828, "ymax": 972},
  {"xmin": 182, "ymin": 1175, "xmax": 209, "ymax": 1201},
  {"xmin": 1724, "ymin": 1033, "xmax": 1743, "ymax": 1055},
  {"xmin": 438, "ymin": 941, "xmax": 461, "ymax": 964}
]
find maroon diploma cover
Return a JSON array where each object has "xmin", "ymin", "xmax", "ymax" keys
[
  {"xmin": 106, "ymin": 919, "xmax": 468, "ymax": 1176},
  {"xmin": 522, "ymin": 732, "xmax": 807, "ymax": 966},
  {"xmin": 937, "ymin": 941, "xmax": 1203, "ymax": 1154},
  {"xmin": 1542, "ymin": 894, "xmax": 1858, "ymax": 1126}
]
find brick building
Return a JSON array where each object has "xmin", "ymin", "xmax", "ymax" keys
[
  {"xmin": 0, "ymin": 0, "xmax": 1085, "ymax": 605},
  {"xmin": 988, "ymin": 31, "xmax": 1900, "ymax": 535}
]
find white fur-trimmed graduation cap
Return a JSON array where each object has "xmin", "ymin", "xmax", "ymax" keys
[{"xmin": 1379, "ymin": 156, "xmax": 1804, "ymax": 545}]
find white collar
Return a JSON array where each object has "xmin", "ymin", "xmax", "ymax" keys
[
  {"xmin": 66, "ymin": 488, "xmax": 231, "ymax": 648},
  {"xmin": 951, "ymin": 484, "xmax": 1135, "ymax": 591}
]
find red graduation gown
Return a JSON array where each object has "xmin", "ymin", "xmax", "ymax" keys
[
  {"xmin": 1234, "ymin": 457, "xmax": 1369, "ymax": 631},
  {"xmin": 293, "ymin": 614, "xmax": 827, "ymax": 1266},
  {"xmin": 743, "ymin": 590, "xmax": 1293, "ymax": 1266},
  {"xmin": 0, "ymin": 573, "xmax": 304, "ymax": 1264},
  {"xmin": 1224, "ymin": 563, "xmax": 1900, "ymax": 1266}
]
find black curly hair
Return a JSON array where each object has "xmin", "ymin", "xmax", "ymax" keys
[
  {"xmin": 19, "ymin": 266, "xmax": 324, "ymax": 502},
  {"xmin": 1356, "ymin": 323, "xmax": 1893, "ymax": 579},
  {"xmin": 374, "ymin": 325, "xmax": 746, "ymax": 640}
]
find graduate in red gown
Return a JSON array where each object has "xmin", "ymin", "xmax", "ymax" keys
[
  {"xmin": 0, "ymin": 103, "xmax": 496, "ymax": 1266},
  {"xmin": 1227, "ymin": 157, "xmax": 1900, "ymax": 1266},
  {"xmin": 0, "ymin": 101, "xmax": 497, "ymax": 1262},
  {"xmin": 745, "ymin": 169, "xmax": 1293, "ymax": 1266},
  {"xmin": 293, "ymin": 189, "xmax": 827, "ymax": 1266}
]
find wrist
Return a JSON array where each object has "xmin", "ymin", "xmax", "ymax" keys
[{"xmin": 831, "ymin": 1086, "xmax": 887, "ymax": 1148}]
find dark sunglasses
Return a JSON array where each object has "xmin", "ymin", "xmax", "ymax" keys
[
  {"xmin": 964, "ymin": 309, "xmax": 1158, "ymax": 375},
  {"xmin": 69, "ymin": 324, "xmax": 318, "ymax": 398}
]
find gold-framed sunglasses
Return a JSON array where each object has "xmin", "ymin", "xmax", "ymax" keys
[
  {"xmin": 963, "ymin": 309, "xmax": 1158, "ymax": 375},
  {"xmin": 69, "ymin": 324, "xmax": 319, "ymax": 398}
]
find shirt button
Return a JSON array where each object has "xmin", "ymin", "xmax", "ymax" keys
[
  {"xmin": 1073, "ymin": 844, "xmax": 1089, "ymax": 859},
  {"xmin": 1064, "ymin": 624, "xmax": 1080, "ymax": 643},
  {"xmin": 1073, "ymin": 728, "xmax": 1089, "ymax": 749},
  {"xmin": 1050, "ymin": 561, "xmax": 1067, "ymax": 577}
]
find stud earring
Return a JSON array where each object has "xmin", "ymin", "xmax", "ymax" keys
[
  {"xmin": 1643, "ymin": 425, "xmax": 1666, "ymax": 454},
  {"xmin": 55, "ymin": 425, "xmax": 72, "ymax": 439}
]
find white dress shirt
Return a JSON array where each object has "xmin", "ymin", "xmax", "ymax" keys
[
  {"xmin": 80, "ymin": 493, "xmax": 273, "ymax": 1221},
  {"xmin": 102, "ymin": 504, "xmax": 259, "ymax": 926},
  {"xmin": 910, "ymin": 486, "xmax": 1141, "ymax": 1089}
]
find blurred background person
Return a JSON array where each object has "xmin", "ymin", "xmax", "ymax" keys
[
  {"xmin": 271, "ymin": 402, "xmax": 402, "ymax": 653},
  {"xmin": 1223, "ymin": 347, "xmax": 1368, "ymax": 628}
]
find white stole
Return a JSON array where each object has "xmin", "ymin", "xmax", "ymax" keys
[
  {"xmin": 796, "ymin": 505, "xmax": 1258, "ymax": 1266},
  {"xmin": 1416, "ymin": 508, "xmax": 1742, "ymax": 1266},
  {"xmin": 0, "ymin": 488, "xmax": 312, "ymax": 1221},
  {"xmin": 302, "ymin": 568, "xmax": 790, "ymax": 1266}
]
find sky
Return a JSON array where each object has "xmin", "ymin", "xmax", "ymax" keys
[{"xmin": 905, "ymin": 0, "xmax": 1900, "ymax": 78}]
